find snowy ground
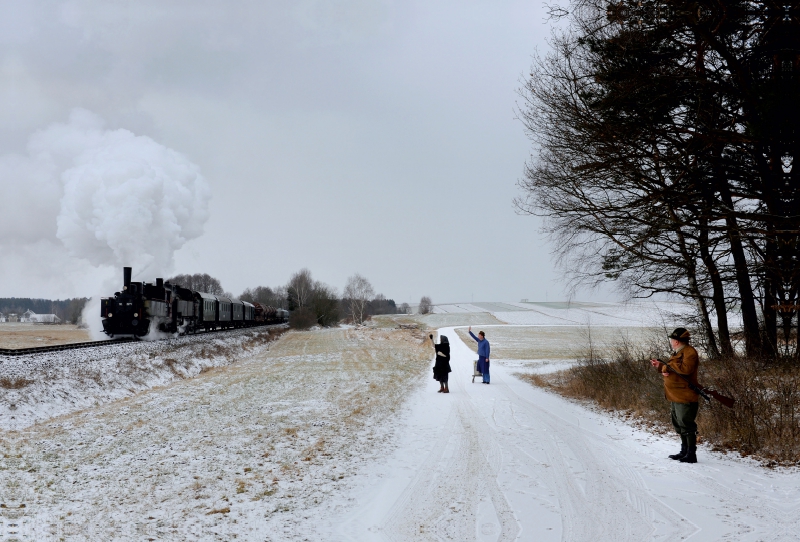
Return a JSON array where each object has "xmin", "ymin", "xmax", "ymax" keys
[
  {"xmin": 327, "ymin": 327, "xmax": 800, "ymax": 541},
  {"xmin": 431, "ymin": 300, "xmax": 738, "ymax": 328},
  {"xmin": 1, "ymin": 327, "xmax": 432, "ymax": 540},
  {"xmin": 453, "ymin": 325, "xmax": 664, "ymax": 361},
  {"xmin": 3, "ymin": 315, "xmax": 796, "ymax": 541},
  {"xmin": 0, "ymin": 327, "xmax": 286, "ymax": 430}
]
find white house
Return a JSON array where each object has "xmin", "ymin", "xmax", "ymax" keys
[{"xmin": 20, "ymin": 309, "xmax": 36, "ymax": 322}]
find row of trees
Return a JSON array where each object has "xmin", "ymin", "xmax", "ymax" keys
[
  {"xmin": 519, "ymin": 0, "xmax": 800, "ymax": 359},
  {"xmin": 244, "ymin": 269, "xmax": 413, "ymax": 328},
  {"xmin": 169, "ymin": 270, "xmax": 425, "ymax": 328}
]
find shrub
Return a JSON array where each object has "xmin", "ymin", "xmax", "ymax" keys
[
  {"xmin": 289, "ymin": 307, "xmax": 316, "ymax": 330},
  {"xmin": 523, "ymin": 341, "xmax": 800, "ymax": 465}
]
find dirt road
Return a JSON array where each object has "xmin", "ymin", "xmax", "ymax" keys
[{"xmin": 331, "ymin": 326, "xmax": 800, "ymax": 541}]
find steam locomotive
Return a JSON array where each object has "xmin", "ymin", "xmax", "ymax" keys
[{"xmin": 101, "ymin": 267, "xmax": 288, "ymax": 337}]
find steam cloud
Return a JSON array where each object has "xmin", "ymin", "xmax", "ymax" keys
[
  {"xmin": 44, "ymin": 109, "xmax": 210, "ymax": 275},
  {"xmin": 0, "ymin": 108, "xmax": 211, "ymax": 290}
]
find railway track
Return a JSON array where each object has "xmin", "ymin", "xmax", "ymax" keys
[
  {"xmin": 0, "ymin": 338, "xmax": 138, "ymax": 357},
  {"xmin": 0, "ymin": 323, "xmax": 285, "ymax": 357}
]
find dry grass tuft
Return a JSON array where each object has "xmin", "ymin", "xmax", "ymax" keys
[
  {"xmin": 206, "ymin": 507, "xmax": 230, "ymax": 515},
  {"xmin": 0, "ymin": 377, "xmax": 34, "ymax": 389}
]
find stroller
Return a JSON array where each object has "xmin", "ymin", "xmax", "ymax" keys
[{"xmin": 472, "ymin": 360, "xmax": 483, "ymax": 383}]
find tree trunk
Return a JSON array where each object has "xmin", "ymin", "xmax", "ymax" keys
[
  {"xmin": 698, "ymin": 216, "xmax": 733, "ymax": 356},
  {"xmin": 720, "ymin": 185, "xmax": 762, "ymax": 357},
  {"xmin": 763, "ymin": 239, "xmax": 779, "ymax": 357},
  {"xmin": 668, "ymin": 205, "xmax": 720, "ymax": 358}
]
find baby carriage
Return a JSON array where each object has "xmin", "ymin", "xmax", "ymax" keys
[{"xmin": 472, "ymin": 360, "xmax": 483, "ymax": 383}]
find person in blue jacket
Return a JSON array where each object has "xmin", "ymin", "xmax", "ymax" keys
[{"xmin": 468, "ymin": 326, "xmax": 491, "ymax": 384}]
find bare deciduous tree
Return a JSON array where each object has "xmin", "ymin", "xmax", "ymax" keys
[
  {"xmin": 518, "ymin": 0, "xmax": 800, "ymax": 359},
  {"xmin": 240, "ymin": 285, "xmax": 288, "ymax": 309},
  {"xmin": 287, "ymin": 268, "xmax": 314, "ymax": 310},
  {"xmin": 418, "ymin": 296, "xmax": 432, "ymax": 315},
  {"xmin": 344, "ymin": 273, "xmax": 375, "ymax": 325}
]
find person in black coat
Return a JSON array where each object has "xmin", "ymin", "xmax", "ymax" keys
[{"xmin": 430, "ymin": 334, "xmax": 452, "ymax": 393}]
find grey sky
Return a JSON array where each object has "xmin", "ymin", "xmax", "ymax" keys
[{"xmin": 0, "ymin": 0, "xmax": 574, "ymax": 304}]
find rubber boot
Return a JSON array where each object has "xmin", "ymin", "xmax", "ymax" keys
[
  {"xmin": 443, "ymin": 383, "xmax": 449, "ymax": 393},
  {"xmin": 679, "ymin": 434, "xmax": 697, "ymax": 463},
  {"xmin": 669, "ymin": 434, "xmax": 688, "ymax": 460},
  {"xmin": 438, "ymin": 383, "xmax": 444, "ymax": 393}
]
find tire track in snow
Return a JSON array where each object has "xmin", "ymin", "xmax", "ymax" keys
[
  {"xmin": 379, "ymin": 377, "xmax": 519, "ymax": 541},
  {"xmin": 486, "ymin": 376, "xmax": 695, "ymax": 541},
  {"xmin": 446, "ymin": 327, "xmax": 690, "ymax": 540}
]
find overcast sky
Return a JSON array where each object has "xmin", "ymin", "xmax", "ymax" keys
[{"xmin": 0, "ymin": 0, "xmax": 594, "ymax": 305}]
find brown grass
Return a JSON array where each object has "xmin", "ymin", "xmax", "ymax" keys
[
  {"xmin": 0, "ymin": 323, "xmax": 90, "ymax": 349},
  {"xmin": 0, "ymin": 377, "xmax": 34, "ymax": 389},
  {"xmin": 520, "ymin": 341, "xmax": 800, "ymax": 466}
]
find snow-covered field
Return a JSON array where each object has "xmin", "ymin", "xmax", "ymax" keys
[
  {"xmin": 1, "ymin": 327, "xmax": 432, "ymax": 540},
  {"xmin": 2, "ymin": 307, "xmax": 795, "ymax": 541},
  {"xmin": 433, "ymin": 300, "xmax": 702, "ymax": 327},
  {"xmin": 454, "ymin": 325, "xmax": 663, "ymax": 361}
]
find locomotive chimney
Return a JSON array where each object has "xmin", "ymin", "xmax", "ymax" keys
[
  {"xmin": 156, "ymin": 278, "xmax": 164, "ymax": 288},
  {"xmin": 123, "ymin": 267, "xmax": 132, "ymax": 288}
]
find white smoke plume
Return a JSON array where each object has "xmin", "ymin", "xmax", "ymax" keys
[
  {"xmin": 42, "ymin": 109, "xmax": 210, "ymax": 275},
  {"xmin": 0, "ymin": 108, "xmax": 211, "ymax": 334}
]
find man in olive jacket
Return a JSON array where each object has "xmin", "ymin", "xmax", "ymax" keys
[{"xmin": 650, "ymin": 328, "xmax": 700, "ymax": 464}]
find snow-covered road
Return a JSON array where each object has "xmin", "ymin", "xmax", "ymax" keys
[{"xmin": 329, "ymin": 326, "xmax": 800, "ymax": 541}]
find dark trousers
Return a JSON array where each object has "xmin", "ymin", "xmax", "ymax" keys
[{"xmin": 671, "ymin": 401, "xmax": 699, "ymax": 436}]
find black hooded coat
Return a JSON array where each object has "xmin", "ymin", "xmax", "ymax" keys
[{"xmin": 433, "ymin": 337, "xmax": 451, "ymax": 382}]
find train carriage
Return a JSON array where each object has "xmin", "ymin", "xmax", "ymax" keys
[
  {"xmin": 216, "ymin": 296, "xmax": 232, "ymax": 327},
  {"xmin": 243, "ymin": 301, "xmax": 255, "ymax": 324},
  {"xmin": 195, "ymin": 292, "xmax": 218, "ymax": 331},
  {"xmin": 231, "ymin": 299, "xmax": 244, "ymax": 327}
]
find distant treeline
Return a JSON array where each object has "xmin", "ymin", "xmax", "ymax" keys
[
  {"xmin": 170, "ymin": 269, "xmax": 413, "ymax": 329},
  {"xmin": 0, "ymin": 298, "xmax": 88, "ymax": 324}
]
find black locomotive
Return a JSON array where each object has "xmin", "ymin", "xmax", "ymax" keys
[{"xmin": 101, "ymin": 267, "xmax": 288, "ymax": 337}]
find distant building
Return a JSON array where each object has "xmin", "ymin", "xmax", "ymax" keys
[
  {"xmin": 0, "ymin": 312, "xmax": 5, "ymax": 323},
  {"xmin": 7, "ymin": 313, "xmax": 19, "ymax": 322},
  {"xmin": 31, "ymin": 314, "xmax": 61, "ymax": 324},
  {"xmin": 20, "ymin": 310, "xmax": 61, "ymax": 324}
]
